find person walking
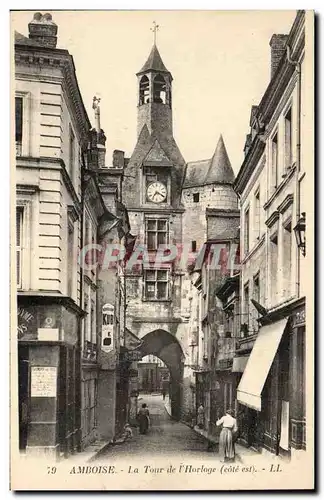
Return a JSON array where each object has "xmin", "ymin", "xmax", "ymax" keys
[
  {"xmin": 137, "ymin": 403, "xmax": 150, "ymax": 435},
  {"xmin": 197, "ymin": 403, "xmax": 205, "ymax": 429},
  {"xmin": 216, "ymin": 408, "xmax": 238, "ymax": 462},
  {"xmin": 162, "ymin": 378, "xmax": 169, "ymax": 401}
]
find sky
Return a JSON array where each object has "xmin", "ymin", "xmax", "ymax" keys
[{"xmin": 11, "ymin": 10, "xmax": 297, "ymax": 173}]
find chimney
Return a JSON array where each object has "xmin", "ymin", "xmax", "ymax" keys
[
  {"xmin": 269, "ymin": 34, "xmax": 289, "ymax": 79},
  {"xmin": 97, "ymin": 130, "xmax": 107, "ymax": 168},
  {"xmin": 112, "ymin": 150, "xmax": 125, "ymax": 169},
  {"xmin": 28, "ymin": 13, "xmax": 58, "ymax": 48}
]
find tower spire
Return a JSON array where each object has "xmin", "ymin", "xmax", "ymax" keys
[{"xmin": 150, "ymin": 21, "xmax": 159, "ymax": 45}]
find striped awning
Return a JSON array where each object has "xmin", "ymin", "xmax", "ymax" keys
[{"xmin": 237, "ymin": 318, "xmax": 289, "ymax": 411}]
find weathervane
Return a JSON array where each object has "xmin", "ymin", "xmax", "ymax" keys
[{"xmin": 151, "ymin": 21, "xmax": 159, "ymax": 45}]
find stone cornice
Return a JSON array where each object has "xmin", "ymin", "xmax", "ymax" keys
[
  {"xmin": 258, "ymin": 12, "xmax": 305, "ymax": 124},
  {"xmin": 263, "ymin": 164, "xmax": 296, "ymax": 210},
  {"xmin": 127, "ymin": 207, "xmax": 185, "ymax": 214},
  {"xmin": 265, "ymin": 211, "xmax": 280, "ymax": 228},
  {"xmin": 15, "ymin": 44, "xmax": 91, "ymax": 145},
  {"xmin": 206, "ymin": 208, "xmax": 240, "ymax": 218},
  {"xmin": 16, "ymin": 155, "xmax": 81, "ymax": 216},
  {"xmin": 233, "ymin": 136, "xmax": 265, "ymax": 195},
  {"xmin": 277, "ymin": 193, "xmax": 294, "ymax": 214}
]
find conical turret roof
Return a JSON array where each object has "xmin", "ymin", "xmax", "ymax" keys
[
  {"xmin": 204, "ymin": 135, "xmax": 235, "ymax": 184},
  {"xmin": 137, "ymin": 44, "xmax": 170, "ymax": 75}
]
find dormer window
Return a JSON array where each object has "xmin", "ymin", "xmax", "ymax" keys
[
  {"xmin": 139, "ymin": 75, "xmax": 150, "ymax": 105},
  {"xmin": 153, "ymin": 74, "xmax": 166, "ymax": 104}
]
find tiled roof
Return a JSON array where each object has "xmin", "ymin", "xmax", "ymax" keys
[
  {"xmin": 204, "ymin": 135, "xmax": 235, "ymax": 184},
  {"xmin": 137, "ymin": 44, "xmax": 170, "ymax": 75},
  {"xmin": 182, "ymin": 160, "xmax": 210, "ymax": 188},
  {"xmin": 183, "ymin": 135, "xmax": 235, "ymax": 188}
]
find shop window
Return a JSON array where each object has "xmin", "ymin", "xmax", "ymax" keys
[
  {"xmin": 144, "ymin": 269, "xmax": 169, "ymax": 300},
  {"xmin": 145, "ymin": 218, "xmax": 169, "ymax": 251}
]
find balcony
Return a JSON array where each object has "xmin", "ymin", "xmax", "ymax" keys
[{"xmin": 82, "ymin": 340, "xmax": 97, "ymax": 362}]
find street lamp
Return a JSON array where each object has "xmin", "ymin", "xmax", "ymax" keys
[{"xmin": 293, "ymin": 212, "xmax": 306, "ymax": 257}]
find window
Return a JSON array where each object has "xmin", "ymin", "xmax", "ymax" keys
[
  {"xmin": 69, "ymin": 125, "xmax": 75, "ymax": 180},
  {"xmin": 15, "ymin": 97, "xmax": 23, "ymax": 156},
  {"xmin": 84, "ymin": 293, "xmax": 90, "ymax": 344},
  {"xmin": 91, "ymin": 299, "xmax": 96, "ymax": 345},
  {"xmin": 284, "ymin": 108, "xmax": 292, "ymax": 170},
  {"xmin": 243, "ymin": 282, "xmax": 250, "ymax": 332},
  {"xmin": 271, "ymin": 133, "xmax": 279, "ymax": 189},
  {"xmin": 282, "ymin": 221, "xmax": 292, "ymax": 298},
  {"xmin": 145, "ymin": 219, "xmax": 169, "ymax": 251},
  {"xmin": 193, "ymin": 193, "xmax": 200, "ymax": 203},
  {"xmin": 252, "ymin": 273, "xmax": 260, "ymax": 332},
  {"xmin": 67, "ymin": 222, "xmax": 74, "ymax": 297},
  {"xmin": 244, "ymin": 207, "xmax": 250, "ymax": 254},
  {"xmin": 144, "ymin": 269, "xmax": 169, "ymax": 300},
  {"xmin": 254, "ymin": 190, "xmax": 260, "ymax": 240},
  {"xmin": 139, "ymin": 75, "xmax": 150, "ymax": 105},
  {"xmin": 16, "ymin": 207, "xmax": 23, "ymax": 288},
  {"xmin": 191, "ymin": 240, "xmax": 197, "ymax": 252},
  {"xmin": 270, "ymin": 233, "xmax": 278, "ymax": 304}
]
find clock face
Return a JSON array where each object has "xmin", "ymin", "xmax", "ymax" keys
[{"xmin": 146, "ymin": 181, "xmax": 167, "ymax": 203}]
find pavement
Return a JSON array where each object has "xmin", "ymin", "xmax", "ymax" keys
[{"xmin": 91, "ymin": 393, "xmax": 257, "ymax": 462}]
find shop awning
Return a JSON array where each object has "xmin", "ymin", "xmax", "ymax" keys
[
  {"xmin": 232, "ymin": 355, "xmax": 249, "ymax": 373},
  {"xmin": 237, "ymin": 318, "xmax": 288, "ymax": 411}
]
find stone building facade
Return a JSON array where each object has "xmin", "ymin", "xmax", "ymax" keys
[
  {"xmin": 15, "ymin": 13, "xmax": 91, "ymax": 458},
  {"xmin": 234, "ymin": 10, "xmax": 311, "ymax": 458},
  {"xmin": 15, "ymin": 13, "xmax": 132, "ymax": 457}
]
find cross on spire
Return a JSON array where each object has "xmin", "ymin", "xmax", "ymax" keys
[{"xmin": 151, "ymin": 21, "xmax": 159, "ymax": 45}]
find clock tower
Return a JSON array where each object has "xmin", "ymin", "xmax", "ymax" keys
[{"xmin": 122, "ymin": 36, "xmax": 187, "ymax": 420}]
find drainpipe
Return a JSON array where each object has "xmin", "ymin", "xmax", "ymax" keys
[{"xmin": 286, "ymin": 44, "xmax": 302, "ymax": 298}]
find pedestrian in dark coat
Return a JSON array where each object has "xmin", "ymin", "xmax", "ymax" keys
[
  {"xmin": 216, "ymin": 409, "xmax": 238, "ymax": 462},
  {"xmin": 137, "ymin": 403, "xmax": 150, "ymax": 434}
]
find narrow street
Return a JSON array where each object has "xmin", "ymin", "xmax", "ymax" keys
[
  {"xmin": 95, "ymin": 394, "xmax": 253, "ymax": 461},
  {"xmin": 96, "ymin": 394, "xmax": 212, "ymax": 459}
]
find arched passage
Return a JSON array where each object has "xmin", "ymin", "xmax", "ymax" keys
[{"xmin": 139, "ymin": 329, "xmax": 184, "ymax": 420}]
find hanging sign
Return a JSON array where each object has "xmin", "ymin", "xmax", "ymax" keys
[
  {"xmin": 102, "ymin": 303, "xmax": 114, "ymax": 353},
  {"xmin": 31, "ymin": 366, "xmax": 57, "ymax": 397}
]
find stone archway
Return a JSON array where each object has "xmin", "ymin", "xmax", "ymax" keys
[{"xmin": 139, "ymin": 329, "xmax": 184, "ymax": 420}]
